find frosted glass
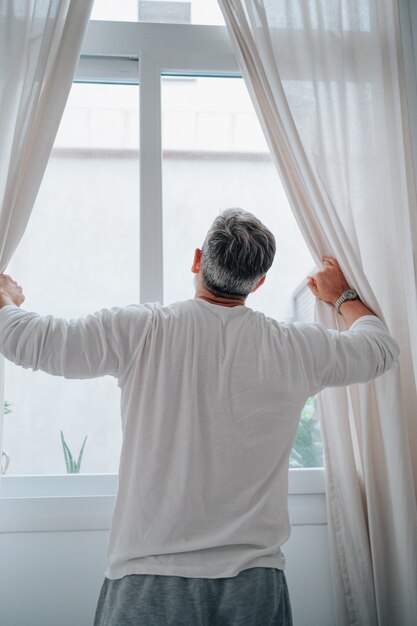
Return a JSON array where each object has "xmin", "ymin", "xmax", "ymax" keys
[
  {"xmin": 91, "ymin": 0, "xmax": 225, "ymax": 25},
  {"xmin": 3, "ymin": 84, "xmax": 139, "ymax": 475}
]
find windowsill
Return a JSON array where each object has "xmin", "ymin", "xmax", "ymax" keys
[
  {"xmin": 0, "ymin": 473, "xmax": 119, "ymax": 498},
  {"xmin": 0, "ymin": 469, "xmax": 326, "ymax": 532}
]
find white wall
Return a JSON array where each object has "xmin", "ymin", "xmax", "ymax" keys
[{"xmin": 0, "ymin": 491, "xmax": 335, "ymax": 626}]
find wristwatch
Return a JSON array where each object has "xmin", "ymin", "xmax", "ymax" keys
[{"xmin": 334, "ymin": 289, "xmax": 360, "ymax": 314}]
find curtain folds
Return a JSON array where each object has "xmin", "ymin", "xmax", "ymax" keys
[
  {"xmin": 218, "ymin": 1, "xmax": 417, "ymax": 624},
  {"xmin": 0, "ymin": 0, "xmax": 94, "ymax": 474}
]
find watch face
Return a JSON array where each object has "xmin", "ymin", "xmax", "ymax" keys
[{"xmin": 345, "ymin": 289, "xmax": 358, "ymax": 299}]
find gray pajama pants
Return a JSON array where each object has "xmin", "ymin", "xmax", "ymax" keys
[{"xmin": 94, "ymin": 567, "xmax": 293, "ymax": 625}]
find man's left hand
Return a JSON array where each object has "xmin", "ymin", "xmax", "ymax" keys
[{"xmin": 0, "ymin": 275, "xmax": 25, "ymax": 308}]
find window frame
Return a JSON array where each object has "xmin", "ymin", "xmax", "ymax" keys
[
  {"xmin": 0, "ymin": 469, "xmax": 326, "ymax": 531},
  {"xmin": 0, "ymin": 20, "xmax": 324, "ymax": 513}
]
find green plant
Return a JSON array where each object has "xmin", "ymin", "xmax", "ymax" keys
[
  {"xmin": 60, "ymin": 430, "xmax": 88, "ymax": 474},
  {"xmin": 4, "ymin": 401, "xmax": 12, "ymax": 415},
  {"xmin": 290, "ymin": 396, "xmax": 323, "ymax": 468}
]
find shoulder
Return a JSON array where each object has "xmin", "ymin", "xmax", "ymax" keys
[
  {"xmin": 111, "ymin": 300, "xmax": 198, "ymax": 329},
  {"xmin": 93, "ymin": 304, "xmax": 155, "ymax": 334}
]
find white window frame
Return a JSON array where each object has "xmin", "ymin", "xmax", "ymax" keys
[
  {"xmin": 0, "ymin": 21, "xmax": 325, "ymax": 526},
  {"xmin": 0, "ymin": 470, "xmax": 326, "ymax": 532}
]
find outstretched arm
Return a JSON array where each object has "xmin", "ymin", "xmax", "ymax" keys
[
  {"xmin": 0, "ymin": 274, "xmax": 152, "ymax": 381},
  {"xmin": 298, "ymin": 257, "xmax": 399, "ymax": 393}
]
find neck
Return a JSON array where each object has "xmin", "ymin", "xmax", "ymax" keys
[{"xmin": 195, "ymin": 287, "xmax": 245, "ymax": 307}]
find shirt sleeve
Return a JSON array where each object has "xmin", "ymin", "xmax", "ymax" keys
[
  {"xmin": 0, "ymin": 303, "xmax": 153, "ymax": 381},
  {"xmin": 290, "ymin": 315, "xmax": 400, "ymax": 395}
]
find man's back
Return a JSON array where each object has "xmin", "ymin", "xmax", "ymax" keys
[
  {"xmin": 111, "ymin": 298, "xmax": 304, "ymax": 579},
  {"xmin": 102, "ymin": 297, "xmax": 398, "ymax": 580}
]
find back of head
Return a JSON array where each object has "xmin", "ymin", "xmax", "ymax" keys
[{"xmin": 201, "ymin": 208, "xmax": 276, "ymax": 299}]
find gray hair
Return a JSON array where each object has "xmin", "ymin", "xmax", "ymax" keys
[{"xmin": 201, "ymin": 208, "xmax": 276, "ymax": 299}]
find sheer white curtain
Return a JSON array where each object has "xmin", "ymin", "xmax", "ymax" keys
[
  {"xmin": 0, "ymin": 0, "xmax": 93, "ymax": 475},
  {"xmin": 218, "ymin": 1, "xmax": 417, "ymax": 624}
]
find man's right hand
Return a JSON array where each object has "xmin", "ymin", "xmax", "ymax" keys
[
  {"xmin": 0, "ymin": 275, "xmax": 25, "ymax": 308},
  {"xmin": 306, "ymin": 257, "xmax": 378, "ymax": 327},
  {"xmin": 307, "ymin": 257, "xmax": 350, "ymax": 306}
]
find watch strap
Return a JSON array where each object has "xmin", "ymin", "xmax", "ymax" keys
[{"xmin": 335, "ymin": 289, "xmax": 359, "ymax": 314}]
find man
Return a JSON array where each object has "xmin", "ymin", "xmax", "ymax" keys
[{"xmin": 0, "ymin": 208, "xmax": 398, "ymax": 625}]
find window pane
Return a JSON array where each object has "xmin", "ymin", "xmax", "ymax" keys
[
  {"xmin": 3, "ymin": 83, "xmax": 139, "ymax": 475},
  {"xmin": 91, "ymin": 0, "xmax": 225, "ymax": 25},
  {"xmin": 161, "ymin": 75, "xmax": 322, "ymax": 467}
]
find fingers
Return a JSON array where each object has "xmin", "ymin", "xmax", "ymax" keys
[
  {"xmin": 0, "ymin": 274, "xmax": 22, "ymax": 289},
  {"xmin": 306, "ymin": 276, "xmax": 319, "ymax": 297},
  {"xmin": 0, "ymin": 274, "xmax": 17, "ymax": 285},
  {"xmin": 322, "ymin": 256, "xmax": 339, "ymax": 268}
]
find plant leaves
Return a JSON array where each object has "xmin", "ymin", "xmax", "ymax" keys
[
  {"xmin": 60, "ymin": 431, "xmax": 71, "ymax": 473},
  {"xmin": 75, "ymin": 436, "xmax": 88, "ymax": 473}
]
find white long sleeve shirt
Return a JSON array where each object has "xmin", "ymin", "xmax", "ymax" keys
[{"xmin": 0, "ymin": 299, "xmax": 399, "ymax": 579}]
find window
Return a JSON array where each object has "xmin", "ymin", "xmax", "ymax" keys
[
  {"xmin": 3, "ymin": 81, "xmax": 139, "ymax": 475},
  {"xmin": 1, "ymin": 18, "xmax": 323, "ymax": 486}
]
